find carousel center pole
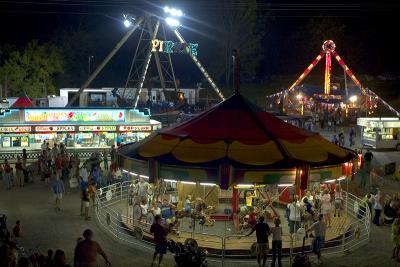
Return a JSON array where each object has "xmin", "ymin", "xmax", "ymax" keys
[
  {"xmin": 232, "ymin": 49, "xmax": 241, "ymax": 215},
  {"xmin": 232, "ymin": 49, "xmax": 240, "ymax": 95}
]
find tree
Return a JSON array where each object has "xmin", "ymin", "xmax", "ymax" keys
[
  {"xmin": 0, "ymin": 40, "xmax": 64, "ymax": 98},
  {"xmin": 53, "ymin": 27, "xmax": 98, "ymax": 87},
  {"xmin": 205, "ymin": 0, "xmax": 267, "ymax": 88}
]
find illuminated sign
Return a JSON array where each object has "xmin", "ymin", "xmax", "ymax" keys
[
  {"xmin": 35, "ymin": 126, "xmax": 75, "ymax": 132},
  {"xmin": 25, "ymin": 110, "xmax": 125, "ymax": 123},
  {"xmin": 78, "ymin": 126, "xmax": 117, "ymax": 132},
  {"xmin": 0, "ymin": 126, "xmax": 31, "ymax": 132},
  {"xmin": 119, "ymin": 125, "xmax": 152, "ymax": 132},
  {"xmin": 151, "ymin": 39, "xmax": 198, "ymax": 56}
]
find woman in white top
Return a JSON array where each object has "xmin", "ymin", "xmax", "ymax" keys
[{"xmin": 320, "ymin": 189, "xmax": 332, "ymax": 227}]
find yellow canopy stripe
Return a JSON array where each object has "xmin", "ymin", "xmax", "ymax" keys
[
  {"xmin": 138, "ymin": 135, "xmax": 180, "ymax": 157},
  {"xmin": 227, "ymin": 141, "xmax": 284, "ymax": 165},
  {"xmin": 172, "ymin": 139, "xmax": 227, "ymax": 163}
]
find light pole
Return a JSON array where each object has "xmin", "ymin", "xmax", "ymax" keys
[{"xmin": 88, "ymin": 55, "xmax": 94, "ymax": 78}]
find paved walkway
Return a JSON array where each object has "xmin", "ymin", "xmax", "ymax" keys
[
  {"xmin": 1, "ymin": 179, "xmax": 399, "ymax": 267},
  {"xmin": 0, "ymin": 182, "xmax": 169, "ymax": 267},
  {"xmin": 1, "ymin": 127, "xmax": 399, "ymax": 266}
]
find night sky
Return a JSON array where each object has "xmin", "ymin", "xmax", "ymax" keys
[{"xmin": 0, "ymin": 0, "xmax": 399, "ymax": 89}]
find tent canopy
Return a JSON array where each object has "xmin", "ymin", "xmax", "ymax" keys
[
  {"xmin": 120, "ymin": 93, "xmax": 355, "ymax": 169},
  {"xmin": 11, "ymin": 93, "xmax": 35, "ymax": 108}
]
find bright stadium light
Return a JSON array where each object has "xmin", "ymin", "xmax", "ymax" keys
[
  {"xmin": 349, "ymin": 95, "xmax": 358, "ymax": 103},
  {"xmin": 166, "ymin": 17, "xmax": 180, "ymax": 27},
  {"xmin": 123, "ymin": 14, "xmax": 134, "ymax": 28},
  {"xmin": 124, "ymin": 19, "xmax": 132, "ymax": 28},
  {"xmin": 164, "ymin": 6, "xmax": 183, "ymax": 17}
]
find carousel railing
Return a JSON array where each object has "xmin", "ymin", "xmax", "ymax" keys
[{"xmin": 95, "ymin": 182, "xmax": 371, "ymax": 264}]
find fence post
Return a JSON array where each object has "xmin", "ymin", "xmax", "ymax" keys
[
  {"xmin": 289, "ymin": 235, "xmax": 293, "ymax": 265},
  {"xmin": 221, "ymin": 236, "xmax": 225, "ymax": 267},
  {"xmin": 120, "ymin": 182, "xmax": 123, "ymax": 201},
  {"xmin": 341, "ymin": 228, "xmax": 346, "ymax": 253}
]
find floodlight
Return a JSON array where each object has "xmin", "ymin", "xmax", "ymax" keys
[
  {"xmin": 166, "ymin": 17, "xmax": 180, "ymax": 27},
  {"xmin": 164, "ymin": 6, "xmax": 183, "ymax": 17},
  {"xmin": 349, "ymin": 95, "xmax": 357, "ymax": 103},
  {"xmin": 123, "ymin": 14, "xmax": 134, "ymax": 28},
  {"xmin": 296, "ymin": 94, "xmax": 303, "ymax": 100},
  {"xmin": 124, "ymin": 19, "xmax": 132, "ymax": 28}
]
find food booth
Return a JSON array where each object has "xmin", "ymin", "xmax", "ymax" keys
[
  {"xmin": 0, "ymin": 107, "xmax": 161, "ymax": 150},
  {"xmin": 357, "ymin": 117, "xmax": 400, "ymax": 150}
]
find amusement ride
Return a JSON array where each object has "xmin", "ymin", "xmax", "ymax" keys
[
  {"xmin": 267, "ymin": 40, "xmax": 400, "ymax": 118},
  {"xmin": 67, "ymin": 6, "xmax": 224, "ymax": 109}
]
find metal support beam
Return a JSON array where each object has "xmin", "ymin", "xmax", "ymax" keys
[
  {"xmin": 66, "ymin": 18, "xmax": 143, "ymax": 107},
  {"xmin": 173, "ymin": 29, "xmax": 225, "ymax": 101},
  {"xmin": 133, "ymin": 20, "xmax": 160, "ymax": 108}
]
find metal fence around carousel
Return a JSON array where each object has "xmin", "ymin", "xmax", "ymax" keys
[{"xmin": 94, "ymin": 181, "xmax": 371, "ymax": 265}]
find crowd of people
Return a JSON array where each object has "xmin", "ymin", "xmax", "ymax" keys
[
  {"xmin": 1, "ymin": 142, "xmax": 119, "ymax": 214},
  {"xmin": 0, "ymin": 142, "xmax": 118, "ymax": 191},
  {"xmin": 0, "ymin": 228, "xmax": 110, "ymax": 267},
  {"xmin": 0, "ymin": 142, "xmax": 120, "ymax": 266}
]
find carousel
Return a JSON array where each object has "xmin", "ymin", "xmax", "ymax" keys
[{"xmin": 117, "ymin": 91, "xmax": 357, "ymax": 254}]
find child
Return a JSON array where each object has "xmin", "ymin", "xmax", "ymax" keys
[
  {"xmin": 12, "ymin": 220, "xmax": 22, "ymax": 237},
  {"xmin": 271, "ymin": 218, "xmax": 282, "ymax": 267},
  {"xmin": 82, "ymin": 189, "xmax": 90, "ymax": 220},
  {"xmin": 303, "ymin": 197, "xmax": 314, "ymax": 237},
  {"xmin": 88, "ymin": 180, "xmax": 97, "ymax": 206},
  {"xmin": 248, "ymin": 207, "xmax": 256, "ymax": 226}
]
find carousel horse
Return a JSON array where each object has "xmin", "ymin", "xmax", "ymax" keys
[
  {"xmin": 204, "ymin": 205, "xmax": 216, "ymax": 215},
  {"xmin": 198, "ymin": 211, "xmax": 215, "ymax": 227},
  {"xmin": 257, "ymin": 189, "xmax": 280, "ymax": 220},
  {"xmin": 192, "ymin": 198, "xmax": 215, "ymax": 227}
]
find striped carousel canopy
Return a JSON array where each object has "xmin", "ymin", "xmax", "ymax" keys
[{"xmin": 120, "ymin": 94, "xmax": 355, "ymax": 170}]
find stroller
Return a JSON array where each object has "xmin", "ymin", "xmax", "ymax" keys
[
  {"xmin": 168, "ymin": 238, "xmax": 207, "ymax": 267},
  {"xmin": 292, "ymin": 234, "xmax": 311, "ymax": 267},
  {"xmin": 0, "ymin": 214, "xmax": 9, "ymax": 240}
]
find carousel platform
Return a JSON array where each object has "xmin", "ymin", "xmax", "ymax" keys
[{"xmin": 120, "ymin": 204, "xmax": 351, "ymax": 257}]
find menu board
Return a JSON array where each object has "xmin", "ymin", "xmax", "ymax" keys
[
  {"xmin": 119, "ymin": 125, "xmax": 152, "ymax": 132},
  {"xmin": 78, "ymin": 126, "xmax": 117, "ymax": 131},
  {"xmin": 35, "ymin": 126, "xmax": 75, "ymax": 132},
  {"xmin": 0, "ymin": 126, "xmax": 31, "ymax": 133}
]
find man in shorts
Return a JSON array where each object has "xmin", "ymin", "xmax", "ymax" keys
[
  {"xmin": 307, "ymin": 214, "xmax": 327, "ymax": 266},
  {"xmin": 246, "ymin": 216, "xmax": 271, "ymax": 266},
  {"xmin": 150, "ymin": 215, "xmax": 168, "ymax": 267}
]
